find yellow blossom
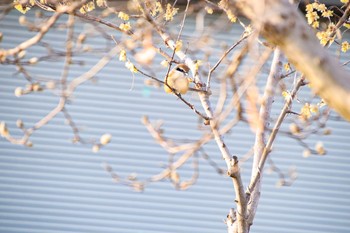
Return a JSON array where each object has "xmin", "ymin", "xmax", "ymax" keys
[
  {"xmin": 120, "ymin": 22, "xmax": 132, "ymax": 31},
  {"xmin": 284, "ymin": 63, "xmax": 291, "ymax": 71},
  {"xmin": 13, "ymin": 1, "xmax": 31, "ymax": 14},
  {"xmin": 312, "ymin": 2, "xmax": 319, "ymax": 9},
  {"xmin": 312, "ymin": 21, "xmax": 319, "ymax": 29},
  {"xmin": 226, "ymin": 10, "xmax": 237, "ymax": 23},
  {"xmin": 316, "ymin": 31, "xmax": 330, "ymax": 46},
  {"xmin": 300, "ymin": 103, "xmax": 312, "ymax": 119},
  {"xmin": 341, "ymin": 41, "xmax": 350, "ymax": 52},
  {"xmin": 322, "ymin": 10, "xmax": 333, "ymax": 18},
  {"xmin": 175, "ymin": 40, "xmax": 182, "ymax": 52},
  {"xmin": 306, "ymin": 11, "xmax": 319, "ymax": 25},
  {"xmin": 118, "ymin": 11, "xmax": 130, "ymax": 21},
  {"xmin": 316, "ymin": 3, "xmax": 327, "ymax": 12},
  {"xmin": 340, "ymin": 0, "xmax": 349, "ymax": 3},
  {"xmin": 96, "ymin": 0, "xmax": 107, "ymax": 7},
  {"xmin": 282, "ymin": 90, "xmax": 291, "ymax": 101},
  {"xmin": 119, "ymin": 50, "xmax": 127, "ymax": 61},
  {"xmin": 155, "ymin": 2, "xmax": 163, "ymax": 14},
  {"xmin": 305, "ymin": 4, "xmax": 313, "ymax": 13},
  {"xmin": 164, "ymin": 3, "xmax": 178, "ymax": 21},
  {"xmin": 344, "ymin": 23, "xmax": 350, "ymax": 29},
  {"xmin": 80, "ymin": 2, "xmax": 95, "ymax": 14},
  {"xmin": 125, "ymin": 60, "xmax": 138, "ymax": 73},
  {"xmin": 205, "ymin": 6, "xmax": 213, "ymax": 14}
]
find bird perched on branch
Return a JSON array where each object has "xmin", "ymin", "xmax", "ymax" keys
[{"xmin": 164, "ymin": 64, "xmax": 190, "ymax": 94}]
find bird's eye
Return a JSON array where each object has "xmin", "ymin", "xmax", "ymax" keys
[
  {"xmin": 176, "ymin": 67, "xmax": 184, "ymax": 72},
  {"xmin": 176, "ymin": 67, "xmax": 187, "ymax": 75}
]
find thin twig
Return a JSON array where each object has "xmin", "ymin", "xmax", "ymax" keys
[
  {"xmin": 330, "ymin": 2, "xmax": 350, "ymax": 39},
  {"xmin": 61, "ymin": 13, "xmax": 75, "ymax": 91},
  {"xmin": 218, "ymin": 47, "xmax": 272, "ymax": 124},
  {"xmin": 136, "ymin": 68, "xmax": 209, "ymax": 120},
  {"xmin": 74, "ymin": 12, "xmax": 133, "ymax": 35},
  {"xmin": 67, "ymin": 46, "xmax": 119, "ymax": 94},
  {"xmin": 2, "ymin": 11, "xmax": 63, "ymax": 57},
  {"xmin": 207, "ymin": 33, "xmax": 250, "ymax": 90},
  {"xmin": 164, "ymin": 0, "xmax": 190, "ymax": 89},
  {"xmin": 62, "ymin": 108, "xmax": 86, "ymax": 144}
]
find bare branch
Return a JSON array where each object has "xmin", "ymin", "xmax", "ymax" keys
[
  {"xmin": 142, "ymin": 116, "xmax": 200, "ymax": 154},
  {"xmin": 247, "ymin": 48, "xmax": 283, "ymax": 226},
  {"xmin": 1, "ymin": 11, "xmax": 63, "ymax": 57},
  {"xmin": 330, "ymin": 2, "xmax": 350, "ymax": 40},
  {"xmin": 207, "ymin": 33, "xmax": 250, "ymax": 90},
  {"xmin": 247, "ymin": 76, "xmax": 305, "ymax": 201},
  {"xmin": 61, "ymin": 13, "xmax": 75, "ymax": 90},
  {"xmin": 67, "ymin": 46, "xmax": 119, "ymax": 95},
  {"xmin": 74, "ymin": 12, "xmax": 133, "ymax": 35},
  {"xmin": 1, "ymin": 2, "xmax": 87, "ymax": 58}
]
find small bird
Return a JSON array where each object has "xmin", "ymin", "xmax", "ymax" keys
[{"xmin": 164, "ymin": 64, "xmax": 190, "ymax": 94}]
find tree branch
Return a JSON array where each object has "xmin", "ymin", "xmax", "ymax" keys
[
  {"xmin": 143, "ymin": 7, "xmax": 248, "ymax": 232},
  {"xmin": 247, "ymin": 48, "xmax": 283, "ymax": 227},
  {"xmin": 227, "ymin": 156, "xmax": 247, "ymax": 233},
  {"xmin": 1, "ymin": 11, "xmax": 63, "ymax": 58},
  {"xmin": 234, "ymin": 0, "xmax": 350, "ymax": 121},
  {"xmin": 247, "ymin": 76, "xmax": 305, "ymax": 206}
]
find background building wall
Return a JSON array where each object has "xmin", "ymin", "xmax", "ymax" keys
[{"xmin": 1, "ymin": 8, "xmax": 350, "ymax": 233}]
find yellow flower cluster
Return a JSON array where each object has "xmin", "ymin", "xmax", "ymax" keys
[
  {"xmin": 79, "ymin": 2, "xmax": 95, "ymax": 14},
  {"xmin": 13, "ymin": 0, "xmax": 35, "ymax": 14},
  {"xmin": 305, "ymin": 2, "xmax": 333, "ymax": 29},
  {"xmin": 149, "ymin": 2, "xmax": 163, "ymax": 17},
  {"xmin": 316, "ymin": 24, "xmax": 336, "ymax": 46},
  {"xmin": 119, "ymin": 50, "xmax": 138, "ymax": 73},
  {"xmin": 119, "ymin": 22, "xmax": 132, "ymax": 32},
  {"xmin": 226, "ymin": 10, "xmax": 237, "ymax": 23},
  {"xmin": 300, "ymin": 103, "xmax": 318, "ymax": 120},
  {"xmin": 13, "ymin": 0, "xmax": 107, "ymax": 14},
  {"xmin": 164, "ymin": 3, "xmax": 178, "ymax": 21},
  {"xmin": 118, "ymin": 11, "xmax": 130, "ymax": 21},
  {"xmin": 117, "ymin": 11, "xmax": 132, "ymax": 32}
]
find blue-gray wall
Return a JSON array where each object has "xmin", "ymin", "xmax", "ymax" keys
[{"xmin": 1, "ymin": 8, "xmax": 350, "ymax": 233}]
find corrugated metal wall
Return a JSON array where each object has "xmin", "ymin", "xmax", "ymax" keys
[{"xmin": 1, "ymin": 8, "xmax": 350, "ymax": 233}]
